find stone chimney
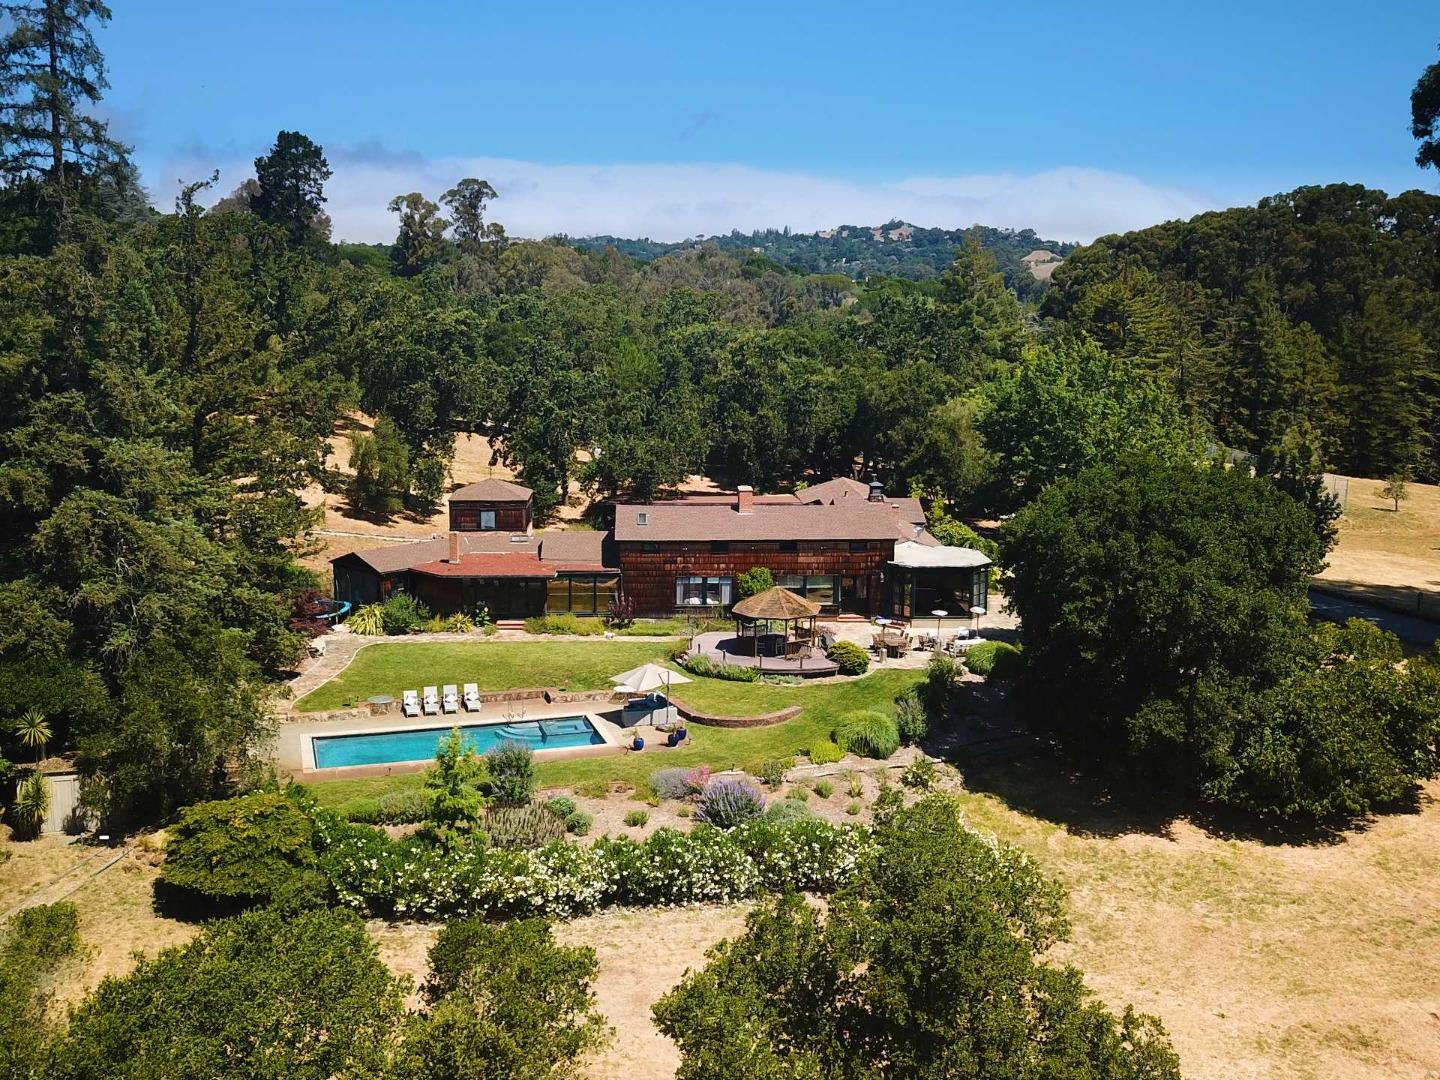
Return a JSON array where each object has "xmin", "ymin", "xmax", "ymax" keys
[
  {"xmin": 447, "ymin": 531, "xmax": 462, "ymax": 563},
  {"xmin": 868, "ymin": 479, "xmax": 885, "ymax": 503},
  {"xmin": 735, "ymin": 485, "xmax": 754, "ymax": 514}
]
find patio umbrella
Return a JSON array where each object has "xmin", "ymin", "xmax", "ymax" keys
[{"xmin": 611, "ymin": 662, "xmax": 692, "ymax": 696}]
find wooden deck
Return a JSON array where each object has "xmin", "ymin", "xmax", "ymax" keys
[{"xmin": 688, "ymin": 631, "xmax": 840, "ymax": 678}]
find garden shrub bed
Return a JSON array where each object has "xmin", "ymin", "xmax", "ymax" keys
[{"xmin": 316, "ymin": 812, "xmax": 869, "ymax": 920}]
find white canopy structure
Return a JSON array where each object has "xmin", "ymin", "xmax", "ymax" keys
[
  {"xmin": 890, "ymin": 540, "xmax": 992, "ymax": 569},
  {"xmin": 611, "ymin": 663, "xmax": 692, "ymax": 695}
]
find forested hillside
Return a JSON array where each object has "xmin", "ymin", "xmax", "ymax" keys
[
  {"xmin": 566, "ymin": 222, "xmax": 1077, "ymax": 294},
  {"xmin": 1, "ymin": 0, "xmax": 1437, "ymax": 830},
  {"xmin": 1045, "ymin": 185, "xmax": 1440, "ymax": 480}
]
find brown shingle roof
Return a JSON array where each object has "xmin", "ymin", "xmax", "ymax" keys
[
  {"xmin": 413, "ymin": 553, "xmax": 555, "ymax": 578},
  {"xmin": 613, "ymin": 501, "xmax": 905, "ymax": 542},
  {"xmin": 336, "ymin": 529, "xmax": 614, "ymax": 575},
  {"xmin": 536, "ymin": 530, "xmax": 610, "ymax": 566},
  {"xmin": 799, "ymin": 479, "xmax": 926, "ymax": 525},
  {"xmin": 798, "ymin": 477, "xmax": 869, "ymax": 503},
  {"xmin": 449, "ymin": 478, "xmax": 533, "ymax": 502}
]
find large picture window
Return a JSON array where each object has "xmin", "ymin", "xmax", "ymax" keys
[
  {"xmin": 674, "ymin": 575, "xmax": 733, "ymax": 608},
  {"xmin": 777, "ymin": 574, "xmax": 839, "ymax": 608},
  {"xmin": 479, "ymin": 509, "xmax": 497, "ymax": 530},
  {"xmin": 546, "ymin": 575, "xmax": 620, "ymax": 615}
]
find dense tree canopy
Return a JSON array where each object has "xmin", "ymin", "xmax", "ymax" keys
[
  {"xmin": 1001, "ymin": 455, "xmax": 1440, "ymax": 818},
  {"xmin": 51, "ymin": 907, "xmax": 406, "ymax": 1080},
  {"xmin": 979, "ymin": 335, "xmax": 1193, "ymax": 509},
  {"xmin": 1045, "ymin": 185, "xmax": 1440, "ymax": 479},
  {"xmin": 654, "ymin": 795, "xmax": 1181, "ymax": 1078},
  {"xmin": 1413, "ymin": 46, "xmax": 1440, "ymax": 173},
  {"xmin": 4, "ymin": 901, "xmax": 607, "ymax": 1080}
]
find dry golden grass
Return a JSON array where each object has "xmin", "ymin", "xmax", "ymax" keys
[
  {"xmin": 8, "ymin": 778, "xmax": 1440, "ymax": 1079},
  {"xmin": 1320, "ymin": 473, "xmax": 1440, "ymax": 602},
  {"xmin": 949, "ymin": 767, "xmax": 1440, "ymax": 1080}
]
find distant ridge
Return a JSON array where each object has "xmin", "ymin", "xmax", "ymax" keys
[{"xmin": 561, "ymin": 221, "xmax": 1077, "ymax": 287}]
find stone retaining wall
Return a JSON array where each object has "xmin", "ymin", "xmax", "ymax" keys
[
  {"xmin": 669, "ymin": 697, "xmax": 802, "ymax": 729},
  {"xmin": 294, "ymin": 688, "xmax": 621, "ymax": 726}
]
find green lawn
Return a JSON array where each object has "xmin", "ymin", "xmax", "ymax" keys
[
  {"xmin": 293, "ymin": 639, "xmax": 682, "ymax": 712},
  {"xmin": 302, "ymin": 660, "xmax": 925, "ymax": 806}
]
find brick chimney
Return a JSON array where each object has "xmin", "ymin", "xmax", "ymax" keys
[
  {"xmin": 867, "ymin": 479, "xmax": 885, "ymax": 503},
  {"xmin": 735, "ymin": 485, "xmax": 754, "ymax": 514},
  {"xmin": 447, "ymin": 531, "xmax": 462, "ymax": 563}
]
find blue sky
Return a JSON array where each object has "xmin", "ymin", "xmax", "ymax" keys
[{"xmin": 101, "ymin": 1, "xmax": 1438, "ymax": 242}]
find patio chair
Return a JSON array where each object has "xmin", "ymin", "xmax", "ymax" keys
[
  {"xmin": 441, "ymin": 684, "xmax": 459, "ymax": 713},
  {"xmin": 422, "ymin": 686, "xmax": 440, "ymax": 715},
  {"xmin": 462, "ymin": 683, "xmax": 481, "ymax": 712},
  {"xmin": 402, "ymin": 690, "xmax": 421, "ymax": 718}
]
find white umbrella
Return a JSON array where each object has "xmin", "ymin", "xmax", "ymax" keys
[{"xmin": 611, "ymin": 662, "xmax": 692, "ymax": 695}]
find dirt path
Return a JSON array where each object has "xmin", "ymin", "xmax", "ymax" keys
[{"xmin": 0, "ymin": 847, "xmax": 124, "ymax": 922}]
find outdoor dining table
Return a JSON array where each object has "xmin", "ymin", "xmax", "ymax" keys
[{"xmin": 875, "ymin": 630, "xmax": 911, "ymax": 657}]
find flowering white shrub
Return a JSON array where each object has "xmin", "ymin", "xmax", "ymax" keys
[{"xmin": 315, "ymin": 811, "xmax": 872, "ymax": 921}]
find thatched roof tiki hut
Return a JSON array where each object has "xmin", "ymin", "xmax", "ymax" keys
[{"xmin": 729, "ymin": 586, "xmax": 822, "ymax": 670}]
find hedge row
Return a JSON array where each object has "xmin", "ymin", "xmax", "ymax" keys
[{"xmin": 314, "ymin": 813, "xmax": 870, "ymax": 920}]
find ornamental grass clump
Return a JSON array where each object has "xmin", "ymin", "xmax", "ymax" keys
[
  {"xmin": 695, "ymin": 778, "xmax": 766, "ymax": 829},
  {"xmin": 833, "ymin": 709, "xmax": 901, "ymax": 760},
  {"xmin": 806, "ymin": 739, "xmax": 845, "ymax": 766}
]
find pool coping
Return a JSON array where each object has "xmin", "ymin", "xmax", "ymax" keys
[{"xmin": 277, "ymin": 700, "xmax": 629, "ymax": 778}]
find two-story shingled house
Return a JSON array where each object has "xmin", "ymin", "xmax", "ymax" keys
[{"xmin": 330, "ymin": 477, "xmax": 989, "ymax": 623}]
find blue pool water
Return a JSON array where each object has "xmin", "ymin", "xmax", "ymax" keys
[{"xmin": 312, "ymin": 716, "xmax": 603, "ymax": 769}]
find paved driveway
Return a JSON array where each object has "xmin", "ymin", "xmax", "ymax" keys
[{"xmin": 1308, "ymin": 587, "xmax": 1439, "ymax": 648}]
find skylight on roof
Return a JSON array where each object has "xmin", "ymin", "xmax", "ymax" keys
[{"xmin": 637, "ymin": 512, "xmax": 648, "ymax": 526}]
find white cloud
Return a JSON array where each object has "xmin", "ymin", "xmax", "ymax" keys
[{"xmin": 145, "ymin": 147, "xmax": 1220, "ymax": 245}]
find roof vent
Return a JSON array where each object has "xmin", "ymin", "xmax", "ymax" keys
[{"xmin": 636, "ymin": 512, "xmax": 648, "ymax": 526}]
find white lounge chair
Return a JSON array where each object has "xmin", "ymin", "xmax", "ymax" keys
[
  {"xmin": 462, "ymin": 683, "xmax": 481, "ymax": 712},
  {"xmin": 442, "ymin": 684, "xmax": 459, "ymax": 713},
  {"xmin": 402, "ymin": 689, "xmax": 421, "ymax": 718},
  {"xmin": 422, "ymin": 685, "xmax": 440, "ymax": 715}
]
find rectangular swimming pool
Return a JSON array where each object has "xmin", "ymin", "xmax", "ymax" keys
[{"xmin": 311, "ymin": 716, "xmax": 604, "ymax": 770}]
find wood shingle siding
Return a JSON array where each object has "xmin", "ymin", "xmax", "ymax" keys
[{"xmin": 616, "ymin": 541, "xmax": 889, "ymax": 615}]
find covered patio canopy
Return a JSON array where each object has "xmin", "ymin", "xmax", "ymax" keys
[{"xmin": 729, "ymin": 586, "xmax": 822, "ymax": 658}]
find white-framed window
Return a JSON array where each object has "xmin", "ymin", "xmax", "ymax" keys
[
  {"xmin": 480, "ymin": 509, "xmax": 497, "ymax": 530},
  {"xmin": 674, "ymin": 575, "xmax": 733, "ymax": 608}
]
